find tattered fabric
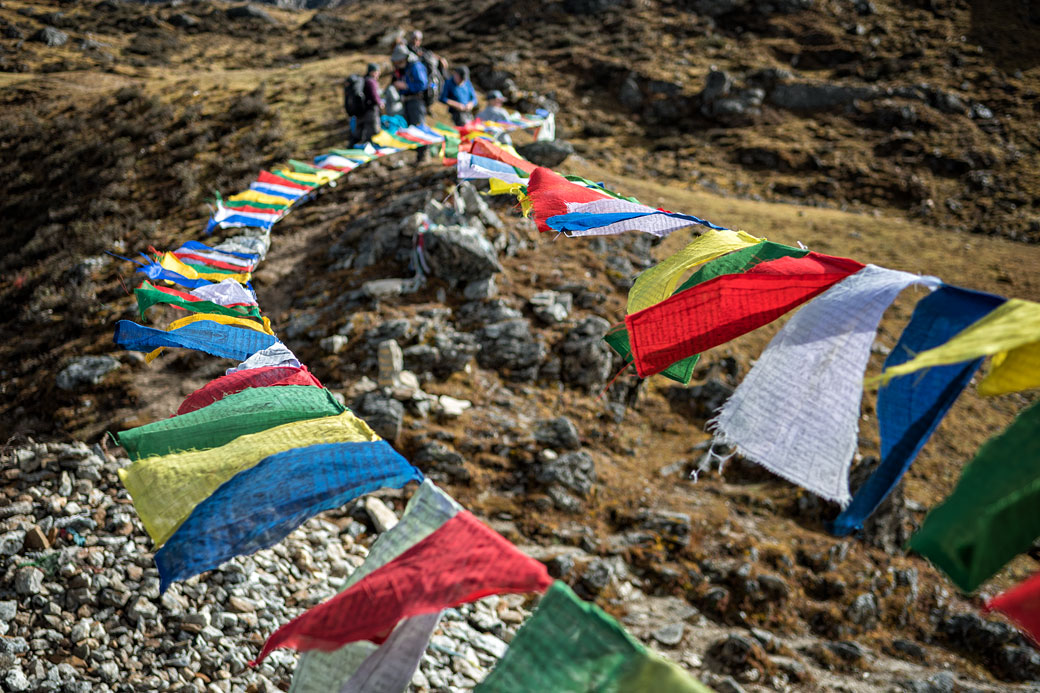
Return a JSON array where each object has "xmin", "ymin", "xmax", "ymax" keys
[
  {"xmin": 475, "ymin": 580, "xmax": 645, "ymax": 692},
  {"xmin": 226, "ymin": 342, "xmax": 302, "ymax": 373},
  {"xmin": 228, "ymin": 189, "xmax": 294, "ymax": 208},
  {"xmin": 177, "ymin": 366, "xmax": 322, "ymax": 415},
  {"xmin": 831, "ymin": 285, "xmax": 1007, "ymax": 535},
  {"xmin": 158, "ymin": 252, "xmax": 251, "ymax": 283},
  {"xmin": 984, "ymin": 572, "xmax": 1040, "ymax": 646},
  {"xmin": 457, "ymin": 152, "xmax": 528, "ymax": 185},
  {"xmin": 710, "ymin": 266, "xmax": 939, "ymax": 504},
  {"xmin": 908, "ymin": 400, "xmax": 1040, "ymax": 593},
  {"xmin": 117, "ymin": 386, "xmax": 344, "ymax": 459},
  {"xmin": 114, "ymin": 320, "xmax": 277, "ymax": 364},
  {"xmin": 118, "ymin": 411, "xmax": 379, "ymax": 546},
  {"xmin": 626, "ymin": 253, "xmax": 866, "ymax": 377},
  {"xmin": 190, "ymin": 278, "xmax": 258, "ymax": 307},
  {"xmin": 616, "ymin": 653, "xmax": 714, "ymax": 693},
  {"xmin": 337, "ymin": 611, "xmax": 440, "ymax": 693},
  {"xmin": 155, "ymin": 441, "xmax": 423, "ymax": 591},
  {"xmin": 871, "ymin": 298, "xmax": 1040, "ymax": 396},
  {"xmin": 627, "ymin": 229, "xmax": 761, "ymax": 313},
  {"xmin": 251, "ymin": 511, "xmax": 552, "ymax": 665},
  {"xmin": 290, "ymin": 481, "xmax": 463, "ymax": 693}
]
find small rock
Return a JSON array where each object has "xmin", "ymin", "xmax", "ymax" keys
[
  {"xmin": 364, "ymin": 497, "xmax": 398, "ymax": 533},
  {"xmin": 847, "ymin": 592, "xmax": 879, "ymax": 628},
  {"xmin": 533, "ymin": 416, "xmax": 581, "ymax": 450},
  {"xmin": 31, "ymin": 26, "xmax": 68, "ymax": 46},
  {"xmin": 23, "ymin": 525, "xmax": 49, "ymax": 551},
  {"xmin": 463, "ymin": 277, "xmax": 497, "ymax": 300},
  {"xmin": 715, "ymin": 677, "xmax": 747, "ymax": 693},
  {"xmin": 56, "ymin": 355, "xmax": 120, "ymax": 390},
  {"xmin": 226, "ymin": 4, "xmax": 275, "ymax": 22},
  {"xmin": 377, "ymin": 339, "xmax": 404, "ymax": 388},
  {"xmin": 537, "ymin": 451, "xmax": 596, "ymax": 496},
  {"xmin": 4, "ymin": 669, "xmax": 30, "ymax": 692},
  {"xmin": 320, "ymin": 335, "xmax": 348, "ymax": 354},
  {"xmin": 436, "ymin": 395, "xmax": 471, "ymax": 419},
  {"xmin": 0, "ymin": 601, "xmax": 17, "ymax": 623},
  {"xmin": 652, "ymin": 622, "xmax": 685, "ymax": 646},
  {"xmin": 354, "ymin": 391, "xmax": 404, "ymax": 441},
  {"xmin": 362, "ymin": 278, "xmax": 408, "ymax": 299},
  {"xmin": 14, "ymin": 567, "xmax": 43, "ymax": 596},
  {"xmin": 227, "ymin": 596, "xmax": 256, "ymax": 613}
]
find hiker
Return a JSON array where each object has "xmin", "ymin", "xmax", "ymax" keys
[
  {"xmin": 477, "ymin": 89, "xmax": 514, "ymax": 144},
  {"xmin": 391, "ymin": 44, "xmax": 431, "ymax": 160},
  {"xmin": 407, "ymin": 30, "xmax": 448, "ymax": 79},
  {"xmin": 346, "ymin": 63, "xmax": 384, "ymax": 146},
  {"xmin": 440, "ymin": 65, "xmax": 477, "ymax": 126}
]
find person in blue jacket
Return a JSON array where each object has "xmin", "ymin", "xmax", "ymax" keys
[
  {"xmin": 440, "ymin": 65, "xmax": 477, "ymax": 126},
  {"xmin": 391, "ymin": 44, "xmax": 429, "ymax": 128}
]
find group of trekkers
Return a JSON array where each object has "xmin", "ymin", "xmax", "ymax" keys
[{"xmin": 343, "ymin": 29, "xmax": 511, "ymax": 156}]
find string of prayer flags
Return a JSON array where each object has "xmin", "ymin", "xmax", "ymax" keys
[
  {"xmin": 290, "ymin": 480, "xmax": 463, "ymax": 693},
  {"xmin": 603, "ymin": 240, "xmax": 810, "ymax": 383},
  {"xmin": 154, "ymin": 441, "xmax": 422, "ymax": 591},
  {"xmin": 710, "ymin": 266, "xmax": 941, "ymax": 505},
  {"xmin": 338, "ymin": 611, "xmax": 442, "ymax": 693},
  {"xmin": 626, "ymin": 253, "xmax": 866, "ymax": 377},
  {"xmin": 177, "ymin": 239, "xmax": 261, "ymax": 264},
  {"xmin": 871, "ymin": 298, "xmax": 1040, "ymax": 396},
  {"xmin": 118, "ymin": 411, "xmax": 379, "ymax": 546},
  {"xmin": 113, "ymin": 319, "xmax": 278, "ymax": 364},
  {"xmin": 831, "ymin": 285, "xmax": 1007, "ymax": 535},
  {"xmin": 177, "ymin": 365, "xmax": 322, "ymax": 415},
  {"xmin": 258, "ymin": 169, "xmax": 316, "ymax": 193},
  {"xmin": 117, "ymin": 386, "xmax": 345, "ymax": 460},
  {"xmin": 207, "ymin": 206, "xmax": 281, "ymax": 233},
  {"xmin": 908, "ymin": 399, "xmax": 1040, "ymax": 593},
  {"xmin": 135, "ymin": 259, "xmax": 222, "ymax": 290},
  {"xmin": 250, "ymin": 510, "xmax": 552, "ymax": 665},
  {"xmin": 627, "ymin": 229, "xmax": 761, "ymax": 313},
  {"xmin": 475, "ymin": 581, "xmax": 711, "ymax": 693},
  {"xmin": 984, "ymin": 572, "xmax": 1040, "ymax": 646}
]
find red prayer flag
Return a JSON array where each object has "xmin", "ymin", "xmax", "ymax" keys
[
  {"xmin": 249, "ymin": 511, "xmax": 552, "ymax": 665},
  {"xmin": 985, "ymin": 572, "xmax": 1040, "ymax": 646},
  {"xmin": 176, "ymin": 366, "xmax": 323, "ymax": 415},
  {"xmin": 257, "ymin": 170, "xmax": 313, "ymax": 191},
  {"xmin": 527, "ymin": 166, "xmax": 610, "ymax": 233},
  {"xmin": 470, "ymin": 140, "xmax": 536, "ymax": 175},
  {"xmin": 626, "ymin": 253, "xmax": 866, "ymax": 377}
]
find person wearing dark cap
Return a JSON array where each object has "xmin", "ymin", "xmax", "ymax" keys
[
  {"xmin": 355, "ymin": 62, "xmax": 384, "ymax": 145},
  {"xmin": 440, "ymin": 65, "xmax": 477, "ymax": 126},
  {"xmin": 477, "ymin": 90, "xmax": 514, "ymax": 145}
]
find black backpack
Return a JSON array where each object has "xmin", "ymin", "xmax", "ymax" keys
[{"xmin": 343, "ymin": 75, "xmax": 367, "ymax": 117}]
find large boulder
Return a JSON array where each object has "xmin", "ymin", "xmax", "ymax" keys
[
  {"xmin": 425, "ymin": 225, "xmax": 502, "ymax": 283},
  {"xmin": 56, "ymin": 356, "xmax": 121, "ymax": 391},
  {"xmin": 476, "ymin": 319, "xmax": 546, "ymax": 381},
  {"xmin": 517, "ymin": 140, "xmax": 574, "ymax": 168},
  {"xmin": 558, "ymin": 317, "xmax": 615, "ymax": 390}
]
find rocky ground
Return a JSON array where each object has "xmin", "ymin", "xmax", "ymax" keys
[{"xmin": 1, "ymin": 0, "xmax": 1040, "ymax": 691}]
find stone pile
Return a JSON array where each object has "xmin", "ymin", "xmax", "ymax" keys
[{"xmin": 0, "ymin": 441, "xmax": 529, "ymax": 692}]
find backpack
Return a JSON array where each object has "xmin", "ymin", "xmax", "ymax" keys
[
  {"xmin": 343, "ymin": 75, "xmax": 367, "ymax": 117},
  {"xmin": 416, "ymin": 49, "xmax": 441, "ymax": 107}
]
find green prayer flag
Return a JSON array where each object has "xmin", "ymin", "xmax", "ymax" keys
[
  {"xmin": 604, "ymin": 241, "xmax": 808, "ymax": 384},
  {"xmin": 908, "ymin": 400, "xmax": 1040, "ymax": 593},
  {"xmin": 475, "ymin": 581, "xmax": 646, "ymax": 692},
  {"xmin": 288, "ymin": 159, "xmax": 322, "ymax": 174},
  {"xmin": 116, "ymin": 386, "xmax": 345, "ymax": 460},
  {"xmin": 223, "ymin": 199, "xmax": 287, "ymax": 211},
  {"xmin": 135, "ymin": 283, "xmax": 262, "ymax": 321}
]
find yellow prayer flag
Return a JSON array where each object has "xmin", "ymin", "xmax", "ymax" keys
[
  {"xmin": 871, "ymin": 298, "xmax": 1040, "ymax": 395},
  {"xmin": 118, "ymin": 412, "xmax": 379, "ymax": 546},
  {"xmin": 372, "ymin": 130, "xmax": 416, "ymax": 149},
  {"xmin": 159, "ymin": 253, "xmax": 251, "ymax": 284},
  {"xmin": 273, "ymin": 166, "xmax": 340, "ymax": 185},
  {"xmin": 167, "ymin": 312, "xmax": 274, "ymax": 336},
  {"xmin": 229, "ymin": 190, "xmax": 294, "ymax": 207},
  {"xmin": 627, "ymin": 229, "xmax": 763, "ymax": 314}
]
